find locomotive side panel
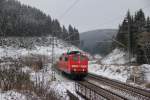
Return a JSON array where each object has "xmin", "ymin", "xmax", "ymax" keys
[{"xmin": 58, "ymin": 55, "xmax": 71, "ymax": 74}]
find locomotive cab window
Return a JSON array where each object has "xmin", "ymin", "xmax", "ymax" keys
[
  {"xmin": 80, "ymin": 55, "xmax": 86, "ymax": 61},
  {"xmin": 73, "ymin": 55, "xmax": 78, "ymax": 61}
]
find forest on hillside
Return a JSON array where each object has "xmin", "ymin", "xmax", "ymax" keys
[
  {"xmin": 0, "ymin": 0, "xmax": 80, "ymax": 46},
  {"xmin": 114, "ymin": 9, "xmax": 150, "ymax": 64}
]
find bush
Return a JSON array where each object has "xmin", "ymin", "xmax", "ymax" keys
[
  {"xmin": 0, "ymin": 68, "xmax": 33, "ymax": 91},
  {"xmin": 116, "ymin": 69, "xmax": 121, "ymax": 73},
  {"xmin": 20, "ymin": 54, "xmax": 50, "ymax": 71},
  {"xmin": 0, "ymin": 56, "xmax": 58, "ymax": 99}
]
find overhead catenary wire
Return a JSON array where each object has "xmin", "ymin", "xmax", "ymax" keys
[
  {"xmin": 52, "ymin": 1, "xmax": 150, "ymax": 58},
  {"xmin": 58, "ymin": 0, "xmax": 129, "ymax": 48},
  {"xmin": 54, "ymin": 1, "xmax": 150, "ymax": 50},
  {"xmin": 59, "ymin": 0, "xmax": 80, "ymax": 20}
]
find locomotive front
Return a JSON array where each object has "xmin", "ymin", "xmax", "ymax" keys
[
  {"xmin": 57, "ymin": 51, "xmax": 88, "ymax": 78},
  {"xmin": 69, "ymin": 51, "xmax": 88, "ymax": 77}
]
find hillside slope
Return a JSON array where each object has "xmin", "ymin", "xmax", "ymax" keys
[
  {"xmin": 0, "ymin": 36, "xmax": 82, "ymax": 100},
  {"xmin": 0, "ymin": 0, "xmax": 80, "ymax": 46},
  {"xmin": 80, "ymin": 29, "xmax": 117, "ymax": 55}
]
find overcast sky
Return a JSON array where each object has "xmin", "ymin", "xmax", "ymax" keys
[{"xmin": 17, "ymin": 0, "xmax": 150, "ymax": 32}]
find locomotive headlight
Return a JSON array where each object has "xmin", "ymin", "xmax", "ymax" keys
[
  {"xmin": 72, "ymin": 65, "xmax": 78, "ymax": 68},
  {"xmin": 81, "ymin": 65, "xmax": 86, "ymax": 68},
  {"xmin": 74, "ymin": 69, "xmax": 76, "ymax": 71}
]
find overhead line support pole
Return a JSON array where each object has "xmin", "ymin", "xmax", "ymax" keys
[
  {"xmin": 127, "ymin": 18, "xmax": 134, "ymax": 83},
  {"xmin": 52, "ymin": 32, "xmax": 56, "ymax": 81}
]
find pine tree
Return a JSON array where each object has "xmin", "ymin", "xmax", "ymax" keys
[
  {"xmin": 134, "ymin": 9, "xmax": 146, "ymax": 32},
  {"xmin": 68, "ymin": 25, "xmax": 80, "ymax": 46},
  {"xmin": 68, "ymin": 25, "xmax": 74, "ymax": 41},
  {"xmin": 0, "ymin": 0, "xmax": 80, "ymax": 45},
  {"xmin": 52, "ymin": 19, "xmax": 62, "ymax": 37},
  {"xmin": 62, "ymin": 25, "xmax": 68, "ymax": 39},
  {"xmin": 115, "ymin": 9, "xmax": 149, "ymax": 64},
  {"xmin": 146, "ymin": 17, "xmax": 150, "ymax": 32},
  {"xmin": 0, "ymin": 0, "xmax": 5, "ymax": 36},
  {"xmin": 73, "ymin": 28, "xmax": 80, "ymax": 46},
  {"xmin": 115, "ymin": 18, "xmax": 128, "ymax": 48}
]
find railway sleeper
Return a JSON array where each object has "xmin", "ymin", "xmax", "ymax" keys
[
  {"xmin": 88, "ymin": 74, "xmax": 150, "ymax": 99},
  {"xmin": 75, "ymin": 81, "xmax": 126, "ymax": 100}
]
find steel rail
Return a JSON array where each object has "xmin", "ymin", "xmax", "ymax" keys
[
  {"xmin": 87, "ymin": 73, "xmax": 150, "ymax": 99},
  {"xmin": 76, "ymin": 81, "xmax": 126, "ymax": 100}
]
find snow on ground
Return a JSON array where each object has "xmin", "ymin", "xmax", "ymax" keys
[
  {"xmin": 0, "ymin": 44, "xmax": 79, "ymax": 60},
  {"xmin": 21, "ymin": 62, "xmax": 75, "ymax": 100},
  {"xmin": 101, "ymin": 49, "xmax": 129, "ymax": 65},
  {"xmin": 88, "ymin": 49, "xmax": 130, "ymax": 82},
  {"xmin": 50, "ymin": 81, "xmax": 84, "ymax": 100},
  {"xmin": 0, "ymin": 47, "xmax": 27, "ymax": 59},
  {"xmin": 50, "ymin": 81, "xmax": 74, "ymax": 100},
  {"xmin": 93, "ymin": 54, "xmax": 102, "ymax": 60},
  {"xmin": 1, "ymin": 36, "xmax": 149, "ymax": 100},
  {"xmin": 0, "ymin": 90, "xmax": 27, "ymax": 100},
  {"xmin": 29, "ymin": 63, "xmax": 83, "ymax": 100},
  {"xmin": 0, "ymin": 36, "xmax": 82, "ymax": 60},
  {"xmin": 0, "ymin": 41, "xmax": 137, "ymax": 99},
  {"xmin": 89, "ymin": 48, "xmax": 150, "ymax": 86},
  {"xmin": 0, "ymin": 36, "xmax": 82, "ymax": 100},
  {"xmin": 88, "ymin": 62, "xmax": 129, "ymax": 82},
  {"xmin": 140, "ymin": 64, "xmax": 150, "ymax": 82}
]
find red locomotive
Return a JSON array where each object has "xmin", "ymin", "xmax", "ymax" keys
[{"xmin": 57, "ymin": 51, "xmax": 88, "ymax": 78}]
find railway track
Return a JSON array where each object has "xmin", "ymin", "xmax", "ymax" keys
[
  {"xmin": 86, "ymin": 73, "xmax": 150, "ymax": 100},
  {"xmin": 75, "ymin": 81, "xmax": 127, "ymax": 100}
]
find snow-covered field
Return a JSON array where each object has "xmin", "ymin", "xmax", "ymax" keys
[
  {"xmin": 0, "ymin": 90, "xmax": 27, "ymax": 100},
  {"xmin": 89, "ymin": 49, "xmax": 130, "ymax": 82},
  {"xmin": 88, "ymin": 63, "xmax": 129, "ymax": 82},
  {"xmin": 0, "ymin": 36, "xmax": 82, "ymax": 100},
  {"xmin": 140, "ymin": 64, "xmax": 150, "ymax": 83},
  {"xmin": 0, "ymin": 37, "xmax": 150, "ymax": 100},
  {"xmin": 89, "ymin": 49, "xmax": 150, "ymax": 84},
  {"xmin": 101, "ymin": 49, "xmax": 130, "ymax": 65}
]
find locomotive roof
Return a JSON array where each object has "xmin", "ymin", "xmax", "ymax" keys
[{"xmin": 67, "ymin": 51, "xmax": 81, "ymax": 55}]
